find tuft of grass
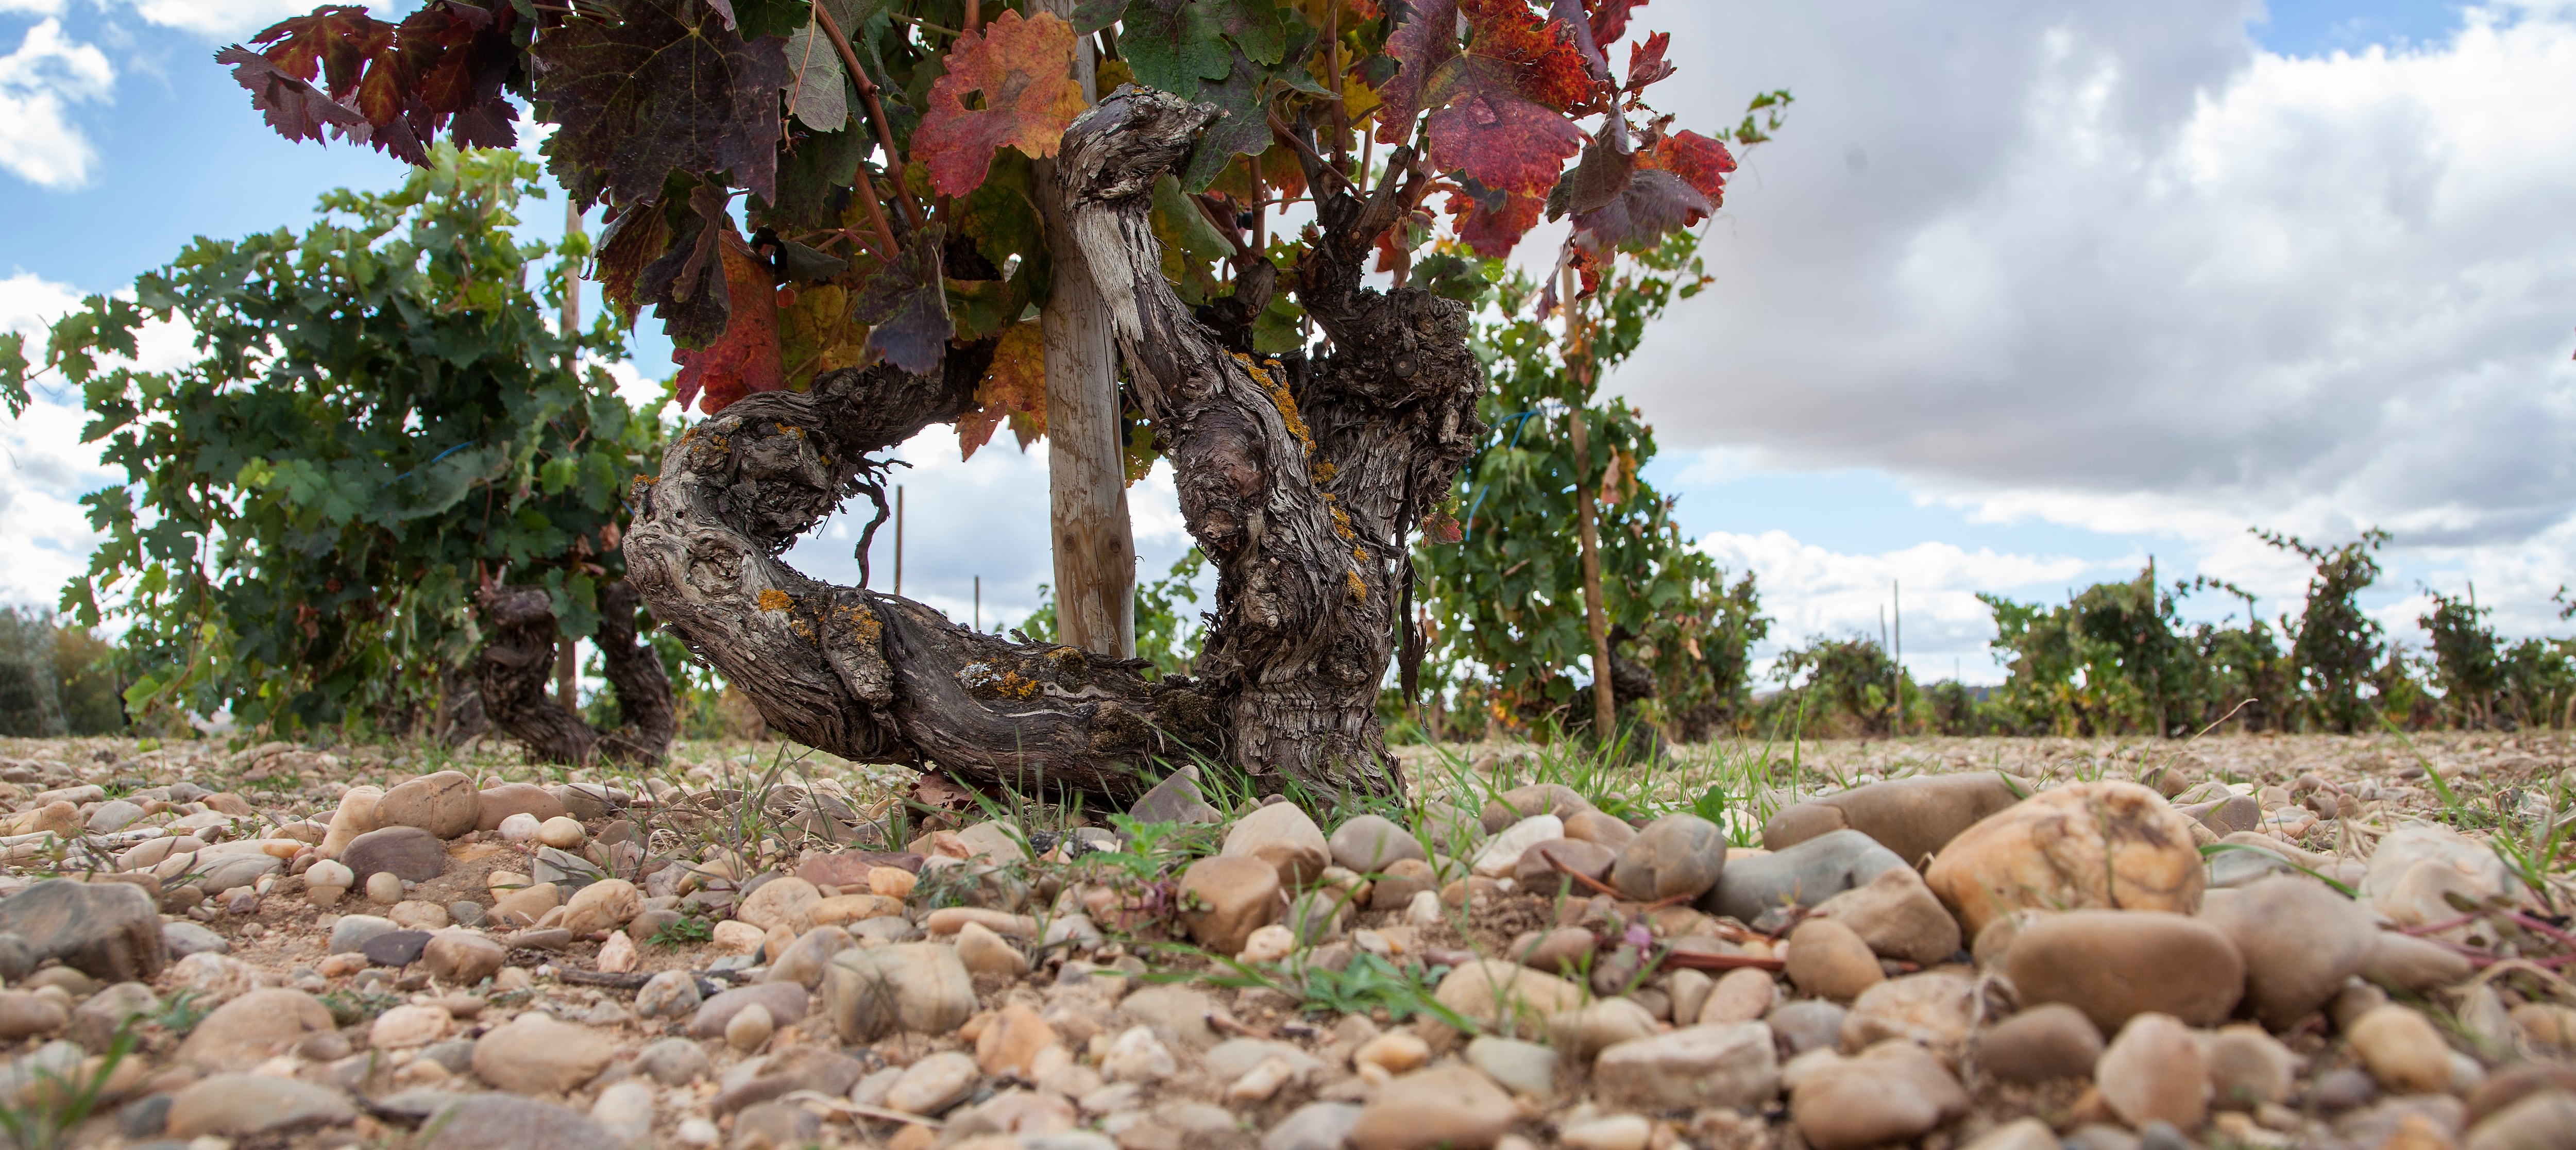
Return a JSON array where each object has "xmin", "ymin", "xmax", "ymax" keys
[
  {"xmin": 0, "ymin": 1027, "xmax": 135, "ymax": 1150},
  {"xmin": 648, "ymin": 914, "xmax": 715, "ymax": 948}
]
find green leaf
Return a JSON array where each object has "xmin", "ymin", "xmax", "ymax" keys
[
  {"xmin": 1177, "ymin": 47, "xmax": 1267, "ymax": 193},
  {"xmin": 1202, "ymin": 0, "xmax": 1285, "ymax": 66},
  {"xmin": 1120, "ymin": 0, "xmax": 1230, "ymax": 99},
  {"xmin": 783, "ymin": 19, "xmax": 851, "ymax": 133},
  {"xmin": 0, "ymin": 332, "xmax": 27, "ymax": 417}
]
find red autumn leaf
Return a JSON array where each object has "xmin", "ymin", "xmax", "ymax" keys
[
  {"xmin": 1641, "ymin": 128, "xmax": 1735, "ymax": 206},
  {"xmin": 1455, "ymin": 0, "xmax": 1599, "ymax": 114},
  {"xmin": 914, "ymin": 10, "xmax": 1088, "ymax": 198},
  {"xmin": 956, "ymin": 322, "xmax": 1048, "ymax": 460},
  {"xmin": 1444, "ymin": 181, "xmax": 1546, "ymax": 258},
  {"xmin": 673, "ymin": 230, "xmax": 783, "ymax": 415},
  {"xmin": 1624, "ymin": 31, "xmax": 1672, "ymax": 93},
  {"xmin": 1571, "ymin": 168, "xmax": 1708, "ymax": 251},
  {"xmin": 1421, "ymin": 509, "xmax": 1464, "ymax": 545},
  {"xmin": 228, "ymin": 1, "xmax": 519, "ymax": 164},
  {"xmin": 1587, "ymin": 0, "xmax": 1648, "ymax": 45},
  {"xmin": 1374, "ymin": 0, "xmax": 1456, "ymax": 146},
  {"xmin": 1426, "ymin": 88, "xmax": 1584, "ymax": 196}
]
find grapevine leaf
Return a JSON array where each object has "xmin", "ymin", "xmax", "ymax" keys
[
  {"xmin": 1549, "ymin": 125, "xmax": 1633, "ymax": 219},
  {"xmin": 852, "ymin": 227, "xmax": 951, "ymax": 375},
  {"xmin": 593, "ymin": 200, "xmax": 672, "ymax": 324},
  {"xmin": 778, "ymin": 282, "xmax": 869, "ymax": 386},
  {"xmin": 397, "ymin": 3, "xmax": 522, "ymax": 149},
  {"xmin": 1546, "ymin": 0, "xmax": 1610, "ymax": 86},
  {"xmin": 634, "ymin": 183, "xmax": 735, "ymax": 345},
  {"xmin": 1623, "ymin": 31, "xmax": 1672, "ymax": 93},
  {"xmin": 1570, "ymin": 168, "xmax": 1706, "ymax": 251},
  {"xmin": 956, "ymin": 320, "xmax": 1046, "ymax": 459},
  {"xmin": 1450, "ymin": 0, "xmax": 1597, "ymax": 114},
  {"xmin": 1445, "ymin": 179, "xmax": 1545, "ymax": 258},
  {"xmin": 216, "ymin": 45, "xmax": 367, "ymax": 144},
  {"xmin": 1421, "ymin": 508, "xmax": 1463, "ymax": 545},
  {"xmin": 1071, "ymin": 0, "xmax": 1129, "ymax": 34},
  {"xmin": 913, "ymin": 10, "xmax": 1087, "ymax": 198},
  {"xmin": 1425, "ymin": 87, "xmax": 1583, "ymax": 197},
  {"xmin": 0, "ymin": 332, "xmax": 26, "ymax": 418},
  {"xmin": 1121, "ymin": 0, "xmax": 1231, "ymax": 99},
  {"xmin": 1588, "ymin": 0, "xmax": 1648, "ymax": 45},
  {"xmin": 761, "ymin": 127, "xmax": 869, "ymax": 230},
  {"xmin": 1178, "ymin": 47, "xmax": 1269, "ymax": 193},
  {"xmin": 1375, "ymin": 0, "xmax": 1455, "ymax": 145},
  {"xmin": 534, "ymin": 0, "xmax": 789, "ymax": 209},
  {"xmin": 961, "ymin": 150, "xmax": 1044, "ymax": 280},
  {"xmin": 784, "ymin": 19, "xmax": 850, "ymax": 132},
  {"xmin": 673, "ymin": 230, "xmax": 783, "ymax": 414},
  {"xmin": 771, "ymin": 238, "xmax": 849, "ymax": 282},
  {"xmin": 1642, "ymin": 129, "xmax": 1735, "ymax": 205},
  {"xmin": 1205, "ymin": 0, "xmax": 1287, "ymax": 66}
]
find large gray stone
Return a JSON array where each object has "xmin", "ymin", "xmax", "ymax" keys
[
  {"xmin": 1594, "ymin": 1023, "xmax": 1782, "ymax": 1110},
  {"xmin": 1762, "ymin": 773, "xmax": 2027, "ymax": 866},
  {"xmin": 0, "ymin": 879, "xmax": 167, "ymax": 981},
  {"xmin": 1701, "ymin": 829, "xmax": 1908, "ymax": 923},
  {"xmin": 818, "ymin": 943, "xmax": 972, "ymax": 1042},
  {"xmin": 342, "ymin": 825, "xmax": 447, "ymax": 883},
  {"xmin": 1329, "ymin": 815, "xmax": 1427, "ymax": 873},
  {"xmin": 1612, "ymin": 814, "xmax": 1727, "ymax": 902},
  {"xmin": 1128, "ymin": 766, "xmax": 1221, "ymax": 827}
]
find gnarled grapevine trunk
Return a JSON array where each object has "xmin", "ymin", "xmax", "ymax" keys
[
  {"xmin": 622, "ymin": 89, "xmax": 1483, "ymax": 801},
  {"xmin": 474, "ymin": 579, "xmax": 676, "ymax": 766}
]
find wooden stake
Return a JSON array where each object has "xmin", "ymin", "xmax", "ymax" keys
[
  {"xmin": 557, "ymin": 200, "xmax": 582, "ymax": 712},
  {"xmin": 1564, "ymin": 267, "xmax": 1614, "ymax": 742},
  {"xmin": 894, "ymin": 485, "xmax": 905, "ymax": 597}
]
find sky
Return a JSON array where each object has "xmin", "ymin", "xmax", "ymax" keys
[{"xmin": 2, "ymin": 0, "xmax": 2571, "ymax": 689}]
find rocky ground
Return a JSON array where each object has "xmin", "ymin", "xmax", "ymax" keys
[{"xmin": 0, "ymin": 730, "xmax": 2568, "ymax": 1150}]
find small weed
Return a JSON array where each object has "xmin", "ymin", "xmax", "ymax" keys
[
  {"xmin": 649, "ymin": 914, "xmax": 715, "ymax": 947},
  {"xmin": 317, "ymin": 987, "xmax": 408, "ymax": 1027},
  {"xmin": 151, "ymin": 989, "xmax": 212, "ymax": 1037},
  {"xmin": 0, "ymin": 1026, "xmax": 134, "ymax": 1150}
]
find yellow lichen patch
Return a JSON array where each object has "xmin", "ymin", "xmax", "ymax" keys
[
  {"xmin": 790, "ymin": 617, "xmax": 818, "ymax": 644},
  {"xmin": 1310, "ymin": 458, "xmax": 1338, "ymax": 485},
  {"xmin": 757, "ymin": 588, "xmax": 793, "ymax": 613},
  {"xmin": 958, "ymin": 662, "xmax": 1042, "ymax": 701},
  {"xmin": 1353, "ymin": 547, "xmax": 1368, "ymax": 565},
  {"xmin": 633, "ymin": 473, "xmax": 657, "ymax": 486},
  {"xmin": 1330, "ymin": 504, "xmax": 1355, "ymax": 542},
  {"xmin": 836, "ymin": 603, "xmax": 883, "ymax": 643},
  {"xmin": 1233, "ymin": 350, "xmax": 1313, "ymax": 455},
  {"xmin": 1345, "ymin": 569, "xmax": 1367, "ymax": 601},
  {"xmin": 1001, "ymin": 671, "xmax": 1039, "ymax": 699}
]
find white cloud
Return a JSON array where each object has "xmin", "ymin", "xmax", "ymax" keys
[
  {"xmin": 111, "ymin": 1, "xmax": 353, "ymax": 38},
  {"xmin": 1, "ymin": 271, "xmax": 116, "ymax": 608},
  {"xmin": 0, "ymin": 18, "xmax": 111, "ymax": 188},
  {"xmin": 1619, "ymin": 2, "xmax": 2576, "ymax": 633},
  {"xmin": 1696, "ymin": 530, "xmax": 2106, "ymax": 683}
]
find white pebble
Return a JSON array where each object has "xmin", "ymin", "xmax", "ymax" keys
[
  {"xmin": 365, "ymin": 871, "xmax": 404, "ymax": 905},
  {"xmin": 497, "ymin": 813, "xmax": 541, "ymax": 843},
  {"xmin": 537, "ymin": 816, "xmax": 587, "ymax": 850}
]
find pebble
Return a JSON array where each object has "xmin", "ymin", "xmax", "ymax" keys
[
  {"xmin": 690, "ymin": 983, "xmax": 810, "ymax": 1039},
  {"xmin": 889, "ymin": 1050, "xmax": 981, "ymax": 1114},
  {"xmin": 1698, "ymin": 967, "xmax": 1776, "ymax": 1025},
  {"xmin": 589, "ymin": 1079, "xmax": 656, "ymax": 1146},
  {"xmin": 1811, "ymin": 865, "xmax": 1961, "ymax": 965},
  {"xmin": 1974, "ymin": 1003, "xmax": 2105, "ymax": 1084},
  {"xmin": 1785, "ymin": 918, "xmax": 1884, "ymax": 1001},
  {"xmin": 343, "ymin": 824, "xmax": 449, "ymax": 883},
  {"xmin": 2207, "ymin": 1024, "xmax": 2299, "ymax": 1109},
  {"xmin": 1225, "ymin": 802, "xmax": 1333, "ymax": 887},
  {"xmin": 1355, "ymin": 1030, "xmax": 1430, "ymax": 1075},
  {"xmin": 1434, "ymin": 959, "xmax": 1585, "ymax": 1033},
  {"xmin": 1349, "ymin": 1064, "xmax": 1519, "ymax": 1150},
  {"xmin": 817, "ymin": 942, "xmax": 974, "ymax": 1041},
  {"xmin": 636, "ymin": 1035, "xmax": 714, "ymax": 1085},
  {"xmin": 536, "ymin": 815, "xmax": 587, "ymax": 849},
  {"xmin": 2007, "ymin": 910, "xmax": 2244, "ymax": 1031},
  {"xmin": 367, "ymin": 870, "xmax": 407, "ymax": 904},
  {"xmin": 162, "ymin": 920, "xmax": 229, "ymax": 958},
  {"xmin": 1103, "ymin": 1024, "xmax": 1178, "ymax": 1081},
  {"xmin": 476, "ymin": 782, "xmax": 569, "ymax": 830},
  {"xmin": 1561, "ymin": 1114, "xmax": 1652, "ymax": 1150},
  {"xmin": 2200, "ymin": 876, "xmax": 2377, "ymax": 1029},
  {"xmin": 0, "ymin": 991, "xmax": 65, "ymax": 1039},
  {"xmin": 1179, "ymin": 855, "xmax": 1282, "ymax": 957},
  {"xmin": 1764, "ymin": 772, "xmax": 2027, "ymax": 865},
  {"xmin": 2464, "ymin": 1090, "xmax": 2576, "ymax": 1150},
  {"xmin": 1471, "ymin": 814, "xmax": 1566, "ymax": 878},
  {"xmin": 562, "ymin": 878, "xmax": 643, "ymax": 934},
  {"xmin": 1516, "ymin": 838, "xmax": 1618, "ymax": 889},
  {"xmin": 1963, "ymin": 1118, "xmax": 2062, "ymax": 1150},
  {"xmin": 2364, "ymin": 931, "xmax": 2476, "ymax": 993},
  {"xmin": 1594, "ymin": 1022, "xmax": 1781, "ymax": 1110},
  {"xmin": 1264, "ymin": 1102, "xmax": 1363, "ymax": 1150},
  {"xmin": 363, "ymin": 928, "xmax": 433, "ymax": 966},
  {"xmin": 497, "ymin": 812, "xmax": 543, "ymax": 842},
  {"xmin": 1558, "ymin": 996, "xmax": 1658, "ymax": 1057},
  {"xmin": 164, "ymin": 1072, "xmax": 357, "ymax": 1137},
  {"xmin": 377, "ymin": 770, "xmax": 483, "ymax": 838},
  {"xmin": 957, "ymin": 920, "xmax": 1031, "ymax": 976},
  {"xmin": 492, "ymin": 881, "xmax": 561, "ymax": 926},
  {"xmin": 726, "ymin": 1002, "xmax": 775, "ymax": 1052},
  {"xmin": 1842, "ymin": 970, "xmax": 1977, "ymax": 1052},
  {"xmin": 472, "ymin": 1013, "xmax": 619, "ymax": 1094},
  {"xmin": 1702, "ymin": 829, "xmax": 1908, "ymax": 922},
  {"xmin": 1330, "ymin": 814, "xmax": 1427, "ymax": 872},
  {"xmin": 1790, "ymin": 1042, "xmax": 1971, "ymax": 1150},
  {"xmin": 371, "ymin": 1004, "xmax": 452, "ymax": 1048},
  {"xmin": 2363, "ymin": 823, "xmax": 2516, "ymax": 927},
  {"xmin": 2097, "ymin": 1013, "xmax": 2210, "ymax": 1131},
  {"xmin": 420, "ymin": 931, "xmax": 507, "ymax": 984},
  {"xmin": 1924, "ymin": 781, "xmax": 2206, "ymax": 936},
  {"xmin": 1128, "ymin": 766, "xmax": 1223, "ymax": 825},
  {"xmin": 1483, "ymin": 783, "xmax": 1594, "ymax": 829},
  {"xmin": 737, "ymin": 876, "xmax": 822, "ymax": 933},
  {"xmin": 69, "ymin": 981, "xmax": 156, "ymax": 1049},
  {"xmin": 176, "ymin": 987, "xmax": 339, "ymax": 1071},
  {"xmin": 2349, "ymin": 1005, "xmax": 2454, "ymax": 1093},
  {"xmin": 1464, "ymin": 1035, "xmax": 1558, "ymax": 1098},
  {"xmin": 1766, "ymin": 1000, "xmax": 1849, "ymax": 1056},
  {"xmin": 419, "ymin": 1093, "xmax": 625, "ymax": 1150},
  {"xmin": 1610, "ymin": 814, "xmax": 1727, "ymax": 901},
  {"xmin": 637, "ymin": 969, "xmax": 703, "ymax": 1019}
]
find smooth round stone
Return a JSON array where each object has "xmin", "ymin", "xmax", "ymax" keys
[
  {"xmin": 328, "ymin": 915, "xmax": 398, "ymax": 955},
  {"xmin": 2207, "ymin": 1024, "xmax": 2298, "ymax": 1109},
  {"xmin": 1328, "ymin": 815, "xmax": 1427, "ymax": 873},
  {"xmin": 1924, "ymin": 781, "xmax": 2205, "ymax": 938},
  {"xmin": 1766, "ymin": 1000, "xmax": 1848, "ymax": 1057},
  {"xmin": 1515, "ymin": 839, "xmax": 1617, "ymax": 890},
  {"xmin": 1563, "ymin": 810, "xmax": 1637, "ymax": 850},
  {"xmin": 1701, "ymin": 830, "xmax": 1907, "ymax": 923},
  {"xmin": 362, "ymin": 929, "xmax": 434, "ymax": 967},
  {"xmin": 2348, "ymin": 1005, "xmax": 2452, "ymax": 1093},
  {"xmin": 2199, "ymin": 876, "xmax": 2376, "ymax": 1030},
  {"xmin": 2006, "ymin": 910, "xmax": 2244, "ymax": 1032},
  {"xmin": 1811, "ymin": 866, "xmax": 1961, "ymax": 966},
  {"xmin": 1764, "ymin": 772, "xmax": 2027, "ymax": 866},
  {"xmin": 1841, "ymin": 971, "xmax": 1977, "ymax": 1052},
  {"xmin": 1506, "ymin": 927, "xmax": 1598, "ymax": 975},
  {"xmin": 342, "ymin": 825, "xmax": 448, "ymax": 883},
  {"xmin": 366, "ymin": 872, "xmax": 405, "ymax": 904},
  {"xmin": 476, "ymin": 783, "xmax": 569, "ymax": 832},
  {"xmin": 1785, "ymin": 918, "xmax": 1884, "ymax": 1002},
  {"xmin": 537, "ymin": 817, "xmax": 587, "ymax": 850},
  {"xmin": 1349, "ymin": 1064, "xmax": 1519, "ymax": 1150},
  {"xmin": 376, "ymin": 771, "xmax": 481, "ymax": 839},
  {"xmin": 1790, "ymin": 1042, "xmax": 1971, "ymax": 1150},
  {"xmin": 1612, "ymin": 814, "xmax": 1726, "ymax": 902},
  {"xmin": 496, "ymin": 813, "xmax": 542, "ymax": 843},
  {"xmin": 1973, "ymin": 1004, "xmax": 2104, "ymax": 1085},
  {"xmin": 1480, "ymin": 783, "xmax": 1593, "ymax": 832},
  {"xmin": 2096, "ymin": 1013, "xmax": 2209, "ymax": 1131},
  {"xmin": 1699, "ymin": 967, "xmax": 1776, "ymax": 1026}
]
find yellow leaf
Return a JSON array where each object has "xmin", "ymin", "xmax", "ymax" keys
[{"xmin": 957, "ymin": 320, "xmax": 1047, "ymax": 460}]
